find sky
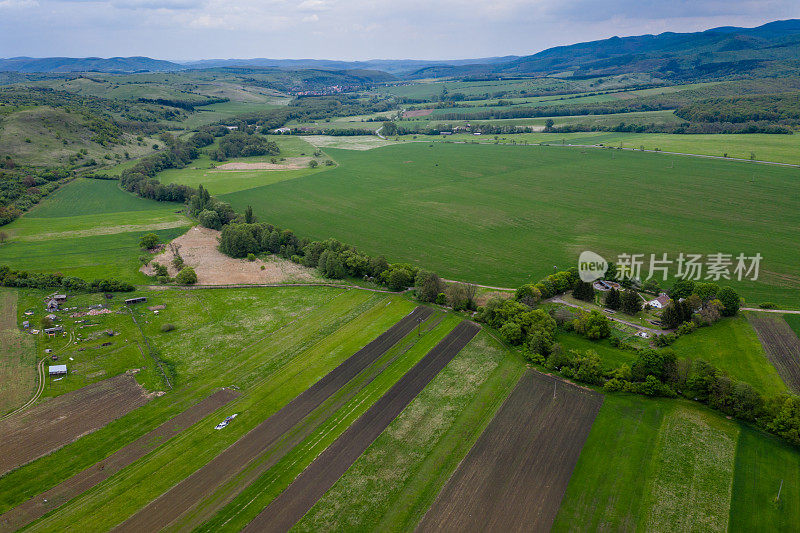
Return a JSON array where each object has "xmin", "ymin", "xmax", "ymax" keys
[{"xmin": 1, "ymin": 0, "xmax": 799, "ymax": 61}]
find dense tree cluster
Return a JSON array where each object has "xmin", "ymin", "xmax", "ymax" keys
[
  {"xmin": 477, "ymin": 298, "xmax": 558, "ymax": 357},
  {"xmin": 118, "ymin": 141, "xmax": 198, "ymax": 202},
  {"xmin": 660, "ymin": 281, "xmax": 740, "ymax": 329},
  {"xmin": 675, "ymin": 92, "xmax": 800, "ymax": 125},
  {"xmin": 0, "ymin": 166, "xmax": 73, "ymax": 225},
  {"xmin": 217, "ymin": 222, "xmax": 421, "ymax": 291},
  {"xmin": 210, "ymin": 133, "xmax": 279, "ymax": 161},
  {"xmin": 0, "ymin": 265, "xmax": 134, "ymax": 292}
]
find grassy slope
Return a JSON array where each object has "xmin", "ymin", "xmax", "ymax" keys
[
  {"xmin": 293, "ymin": 331, "xmax": 526, "ymax": 532},
  {"xmin": 670, "ymin": 316, "xmax": 787, "ymax": 396},
  {"xmin": 557, "ymin": 331, "xmax": 638, "ymax": 369},
  {"xmin": 218, "ymin": 143, "xmax": 800, "ymax": 307},
  {"xmin": 0, "ymin": 178, "xmax": 189, "ymax": 282},
  {"xmin": 0, "ymin": 288, "xmax": 36, "ymax": 415},
  {"xmin": 26, "ymin": 290, "xmax": 414, "ymax": 532},
  {"xmin": 0, "ymin": 106, "xmax": 156, "ymax": 167}
]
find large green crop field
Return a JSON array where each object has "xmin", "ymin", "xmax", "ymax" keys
[
  {"xmin": 212, "ymin": 142, "xmax": 800, "ymax": 307},
  {"xmin": 0, "ymin": 178, "xmax": 190, "ymax": 282}
]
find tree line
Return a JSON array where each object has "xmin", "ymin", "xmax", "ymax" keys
[{"xmin": 0, "ymin": 265, "xmax": 134, "ymax": 292}]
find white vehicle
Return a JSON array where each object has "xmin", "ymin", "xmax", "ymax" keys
[{"xmin": 214, "ymin": 413, "xmax": 238, "ymax": 430}]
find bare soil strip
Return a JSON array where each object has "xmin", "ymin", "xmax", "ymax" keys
[
  {"xmin": 0, "ymin": 374, "xmax": 149, "ymax": 477},
  {"xmin": 212, "ymin": 157, "xmax": 312, "ymax": 171},
  {"xmin": 243, "ymin": 320, "xmax": 481, "ymax": 533},
  {"xmin": 416, "ymin": 370, "xmax": 604, "ymax": 533},
  {"xmin": 747, "ymin": 313, "xmax": 800, "ymax": 393},
  {"xmin": 113, "ymin": 306, "xmax": 433, "ymax": 532},
  {"xmin": 0, "ymin": 389, "xmax": 239, "ymax": 532}
]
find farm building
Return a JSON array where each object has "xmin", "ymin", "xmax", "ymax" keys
[
  {"xmin": 53, "ymin": 294, "xmax": 67, "ymax": 302},
  {"xmin": 273, "ymin": 127, "xmax": 291, "ymax": 134},
  {"xmin": 593, "ymin": 280, "xmax": 622, "ymax": 292},
  {"xmin": 648, "ymin": 293, "xmax": 671, "ymax": 309},
  {"xmin": 44, "ymin": 326, "xmax": 64, "ymax": 335},
  {"xmin": 125, "ymin": 297, "xmax": 148, "ymax": 305},
  {"xmin": 46, "ymin": 299, "xmax": 59, "ymax": 311},
  {"xmin": 48, "ymin": 365, "xmax": 67, "ymax": 376},
  {"xmin": 22, "ymin": 321, "xmax": 30, "ymax": 329}
]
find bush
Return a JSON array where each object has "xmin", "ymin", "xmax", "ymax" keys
[
  {"xmin": 139, "ymin": 232, "xmax": 160, "ymax": 250},
  {"xmin": 247, "ymin": 253, "xmax": 256, "ymax": 262},
  {"xmin": 760, "ymin": 302, "xmax": 778, "ymax": 309},
  {"xmin": 175, "ymin": 267, "xmax": 197, "ymax": 285},
  {"xmin": 160, "ymin": 323, "xmax": 176, "ymax": 332},
  {"xmin": 153, "ymin": 263, "xmax": 168, "ymax": 277}
]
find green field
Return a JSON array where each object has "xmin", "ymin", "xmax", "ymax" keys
[
  {"xmin": 212, "ymin": 143, "xmax": 799, "ymax": 307},
  {"xmin": 671, "ymin": 316, "xmax": 787, "ymax": 396},
  {"xmin": 784, "ymin": 314, "xmax": 800, "ymax": 338},
  {"xmin": 0, "ymin": 289, "xmax": 36, "ymax": 414},
  {"xmin": 0, "ymin": 178, "xmax": 190, "ymax": 282},
  {"xmin": 400, "ymin": 131, "xmax": 800, "ymax": 165},
  {"xmin": 0, "ymin": 287, "xmax": 412, "ymax": 522},
  {"xmin": 554, "ymin": 397, "xmax": 772, "ymax": 533}
]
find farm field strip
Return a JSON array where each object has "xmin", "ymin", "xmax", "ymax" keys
[
  {"xmin": 113, "ymin": 306, "xmax": 433, "ymax": 532},
  {"xmin": 747, "ymin": 313, "xmax": 800, "ymax": 393},
  {"xmin": 0, "ymin": 388, "xmax": 239, "ymax": 532},
  {"xmin": 640, "ymin": 406, "xmax": 738, "ymax": 532},
  {"xmin": 294, "ymin": 332, "xmax": 526, "ymax": 533},
  {"xmin": 0, "ymin": 374, "xmax": 149, "ymax": 477},
  {"xmin": 163, "ymin": 311, "xmax": 448, "ymax": 531},
  {"xmin": 242, "ymin": 320, "xmax": 481, "ymax": 533},
  {"xmin": 417, "ymin": 370, "xmax": 603, "ymax": 533},
  {"xmin": 0, "ymin": 289, "xmax": 36, "ymax": 416}
]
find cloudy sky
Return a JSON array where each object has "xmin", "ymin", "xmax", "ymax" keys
[{"xmin": 1, "ymin": 0, "xmax": 799, "ymax": 61}]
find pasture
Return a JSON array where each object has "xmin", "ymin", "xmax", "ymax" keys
[
  {"xmin": 670, "ymin": 316, "xmax": 787, "ymax": 396},
  {"xmin": 0, "ymin": 178, "xmax": 189, "ymax": 282},
  {"xmin": 218, "ymin": 142, "xmax": 800, "ymax": 307}
]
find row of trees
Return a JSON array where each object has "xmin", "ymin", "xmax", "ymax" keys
[
  {"xmin": 118, "ymin": 140, "xmax": 198, "ymax": 203},
  {"xmin": 210, "ymin": 133, "xmax": 280, "ymax": 161},
  {"xmin": 0, "ymin": 265, "xmax": 134, "ymax": 292},
  {"xmin": 217, "ymin": 222, "xmax": 424, "ymax": 291}
]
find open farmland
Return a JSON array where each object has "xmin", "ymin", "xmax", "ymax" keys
[
  {"xmin": 0, "ymin": 388, "xmax": 238, "ymax": 531},
  {"xmin": 747, "ymin": 312, "xmax": 800, "ymax": 392},
  {"xmin": 418, "ymin": 370, "xmax": 603, "ymax": 532},
  {"xmin": 114, "ymin": 306, "xmax": 433, "ymax": 532},
  {"xmin": 243, "ymin": 320, "xmax": 480, "ymax": 533},
  {"xmin": 0, "ymin": 178, "xmax": 189, "ymax": 282},
  {"xmin": 0, "ymin": 373, "xmax": 149, "ymax": 476},
  {"xmin": 294, "ymin": 332, "xmax": 525, "ymax": 532},
  {"xmin": 218, "ymin": 142, "xmax": 800, "ymax": 307}
]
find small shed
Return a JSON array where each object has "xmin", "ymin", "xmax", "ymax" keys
[
  {"xmin": 44, "ymin": 326, "xmax": 64, "ymax": 335},
  {"xmin": 48, "ymin": 365, "xmax": 67, "ymax": 376},
  {"xmin": 125, "ymin": 297, "xmax": 148, "ymax": 305},
  {"xmin": 53, "ymin": 294, "xmax": 67, "ymax": 302},
  {"xmin": 46, "ymin": 299, "xmax": 59, "ymax": 311},
  {"xmin": 22, "ymin": 321, "xmax": 30, "ymax": 329}
]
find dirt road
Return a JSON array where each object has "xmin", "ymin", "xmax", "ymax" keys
[{"xmin": 243, "ymin": 320, "xmax": 481, "ymax": 533}]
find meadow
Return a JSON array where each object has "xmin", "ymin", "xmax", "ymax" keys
[
  {"xmin": 0, "ymin": 289, "xmax": 36, "ymax": 415},
  {"xmin": 0, "ymin": 178, "xmax": 190, "ymax": 282},
  {"xmin": 215, "ymin": 142, "xmax": 800, "ymax": 307},
  {"xmin": 670, "ymin": 316, "xmax": 787, "ymax": 396},
  {"xmin": 554, "ymin": 395, "xmax": 800, "ymax": 532}
]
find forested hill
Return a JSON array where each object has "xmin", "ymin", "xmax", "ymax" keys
[
  {"xmin": 0, "ymin": 56, "xmax": 182, "ymax": 73},
  {"xmin": 404, "ymin": 19, "xmax": 800, "ymax": 80}
]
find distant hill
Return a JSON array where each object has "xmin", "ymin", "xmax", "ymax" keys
[
  {"xmin": 181, "ymin": 57, "xmax": 519, "ymax": 75},
  {"xmin": 409, "ymin": 19, "xmax": 800, "ymax": 80},
  {"xmin": 0, "ymin": 56, "xmax": 182, "ymax": 73}
]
